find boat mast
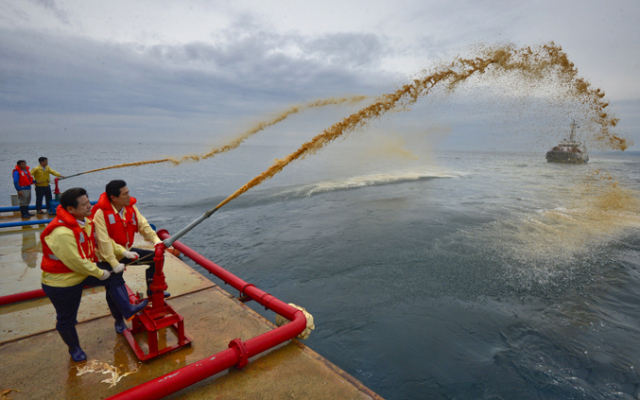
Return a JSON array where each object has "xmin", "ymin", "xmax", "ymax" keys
[{"xmin": 569, "ymin": 119, "xmax": 578, "ymax": 141}]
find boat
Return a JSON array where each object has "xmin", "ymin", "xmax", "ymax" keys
[{"xmin": 546, "ymin": 120, "xmax": 589, "ymax": 163}]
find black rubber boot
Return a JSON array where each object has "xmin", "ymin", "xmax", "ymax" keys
[
  {"xmin": 20, "ymin": 206, "xmax": 33, "ymax": 218},
  {"xmin": 107, "ymin": 284, "xmax": 149, "ymax": 321},
  {"xmin": 106, "ymin": 292, "xmax": 127, "ymax": 334},
  {"xmin": 58, "ymin": 328, "xmax": 87, "ymax": 362},
  {"xmin": 146, "ymin": 267, "xmax": 171, "ymax": 298}
]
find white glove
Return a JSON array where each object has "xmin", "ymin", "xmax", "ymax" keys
[
  {"xmin": 99, "ymin": 270, "xmax": 111, "ymax": 280},
  {"xmin": 123, "ymin": 251, "xmax": 139, "ymax": 260},
  {"xmin": 113, "ymin": 264, "xmax": 125, "ymax": 274}
]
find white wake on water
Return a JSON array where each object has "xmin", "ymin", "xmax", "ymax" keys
[{"xmin": 278, "ymin": 169, "xmax": 469, "ymax": 197}]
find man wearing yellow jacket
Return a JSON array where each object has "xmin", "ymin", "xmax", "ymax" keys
[
  {"xmin": 41, "ymin": 187, "xmax": 148, "ymax": 362},
  {"xmin": 92, "ymin": 180, "xmax": 170, "ymax": 298},
  {"xmin": 31, "ymin": 156, "xmax": 64, "ymax": 214}
]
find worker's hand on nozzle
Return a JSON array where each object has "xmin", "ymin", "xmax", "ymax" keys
[
  {"xmin": 99, "ymin": 270, "xmax": 111, "ymax": 281},
  {"xmin": 113, "ymin": 264, "xmax": 125, "ymax": 274},
  {"xmin": 123, "ymin": 250, "xmax": 139, "ymax": 260},
  {"xmin": 155, "ymin": 241, "xmax": 166, "ymax": 249}
]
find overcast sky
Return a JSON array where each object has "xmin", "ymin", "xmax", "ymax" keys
[{"xmin": 1, "ymin": 0, "xmax": 639, "ymax": 149}]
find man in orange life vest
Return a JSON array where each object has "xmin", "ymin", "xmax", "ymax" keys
[
  {"xmin": 92, "ymin": 180, "xmax": 170, "ymax": 298},
  {"xmin": 13, "ymin": 160, "xmax": 34, "ymax": 218},
  {"xmin": 41, "ymin": 187, "xmax": 148, "ymax": 362}
]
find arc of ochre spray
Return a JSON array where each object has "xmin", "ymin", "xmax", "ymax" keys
[
  {"xmin": 62, "ymin": 95, "xmax": 368, "ymax": 180},
  {"xmin": 163, "ymin": 42, "xmax": 627, "ymax": 247}
]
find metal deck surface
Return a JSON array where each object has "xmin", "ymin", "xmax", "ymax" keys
[{"xmin": 0, "ymin": 212, "xmax": 383, "ymax": 400}]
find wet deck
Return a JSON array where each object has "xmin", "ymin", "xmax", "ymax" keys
[{"xmin": 0, "ymin": 211, "xmax": 382, "ymax": 400}]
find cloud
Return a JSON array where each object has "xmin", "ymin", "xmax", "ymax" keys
[
  {"xmin": 0, "ymin": 25, "xmax": 397, "ymax": 142},
  {"xmin": 302, "ymin": 33, "xmax": 388, "ymax": 68},
  {"xmin": 1, "ymin": 0, "xmax": 638, "ymax": 148},
  {"xmin": 28, "ymin": 0, "xmax": 69, "ymax": 24},
  {"xmin": 1, "ymin": 29, "xmax": 392, "ymax": 111},
  {"xmin": 142, "ymin": 24, "xmax": 389, "ymax": 73}
]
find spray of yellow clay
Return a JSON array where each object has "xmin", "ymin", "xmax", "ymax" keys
[
  {"xmin": 71, "ymin": 95, "xmax": 368, "ymax": 176},
  {"xmin": 214, "ymin": 42, "xmax": 629, "ymax": 210}
]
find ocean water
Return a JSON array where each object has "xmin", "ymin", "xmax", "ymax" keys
[{"xmin": 2, "ymin": 142, "xmax": 640, "ymax": 399}]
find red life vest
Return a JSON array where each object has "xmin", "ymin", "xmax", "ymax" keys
[
  {"xmin": 41, "ymin": 205, "xmax": 98, "ymax": 274},
  {"xmin": 13, "ymin": 165, "xmax": 33, "ymax": 187},
  {"xmin": 91, "ymin": 192, "xmax": 138, "ymax": 248}
]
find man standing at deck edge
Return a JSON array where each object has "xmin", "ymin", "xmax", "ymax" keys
[
  {"xmin": 13, "ymin": 160, "xmax": 34, "ymax": 218},
  {"xmin": 31, "ymin": 156, "xmax": 64, "ymax": 214}
]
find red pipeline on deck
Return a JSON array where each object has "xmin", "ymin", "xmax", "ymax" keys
[
  {"xmin": 0, "ymin": 285, "xmax": 97, "ymax": 306},
  {"xmin": 0, "ymin": 289, "xmax": 46, "ymax": 306},
  {"xmin": 107, "ymin": 230, "xmax": 307, "ymax": 400}
]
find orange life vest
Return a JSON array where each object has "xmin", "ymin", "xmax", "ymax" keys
[
  {"xmin": 41, "ymin": 205, "xmax": 98, "ymax": 274},
  {"xmin": 91, "ymin": 192, "xmax": 138, "ymax": 248},
  {"xmin": 14, "ymin": 165, "xmax": 33, "ymax": 187}
]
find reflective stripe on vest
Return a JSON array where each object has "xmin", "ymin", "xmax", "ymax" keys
[
  {"xmin": 40, "ymin": 205, "xmax": 98, "ymax": 274},
  {"xmin": 91, "ymin": 192, "xmax": 139, "ymax": 248}
]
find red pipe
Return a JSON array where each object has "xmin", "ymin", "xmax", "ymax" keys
[
  {"xmin": 107, "ymin": 230, "xmax": 307, "ymax": 400},
  {"xmin": 0, "ymin": 285, "xmax": 99, "ymax": 307},
  {"xmin": 0, "ymin": 289, "xmax": 46, "ymax": 306}
]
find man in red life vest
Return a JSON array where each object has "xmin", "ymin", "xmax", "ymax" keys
[
  {"xmin": 41, "ymin": 187, "xmax": 149, "ymax": 362},
  {"xmin": 13, "ymin": 160, "xmax": 34, "ymax": 218},
  {"xmin": 92, "ymin": 180, "xmax": 170, "ymax": 298}
]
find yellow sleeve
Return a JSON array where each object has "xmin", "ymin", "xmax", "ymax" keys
[
  {"xmin": 134, "ymin": 206, "xmax": 161, "ymax": 244},
  {"xmin": 93, "ymin": 208, "xmax": 121, "ymax": 267},
  {"xmin": 44, "ymin": 228, "xmax": 105, "ymax": 278},
  {"xmin": 112, "ymin": 240, "xmax": 127, "ymax": 260},
  {"xmin": 47, "ymin": 166, "xmax": 62, "ymax": 178},
  {"xmin": 31, "ymin": 166, "xmax": 42, "ymax": 183}
]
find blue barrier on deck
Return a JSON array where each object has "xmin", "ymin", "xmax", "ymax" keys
[
  {"xmin": 0, "ymin": 219, "xmax": 53, "ymax": 229},
  {"xmin": 0, "ymin": 201, "xmax": 98, "ymax": 229},
  {"xmin": 0, "ymin": 201, "xmax": 97, "ymax": 213}
]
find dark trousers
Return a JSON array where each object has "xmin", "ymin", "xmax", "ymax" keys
[
  {"xmin": 35, "ymin": 186, "xmax": 53, "ymax": 212},
  {"xmin": 42, "ymin": 264, "xmax": 125, "ymax": 332}
]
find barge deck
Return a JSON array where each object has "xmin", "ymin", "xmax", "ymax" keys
[{"xmin": 0, "ymin": 211, "xmax": 382, "ymax": 400}]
